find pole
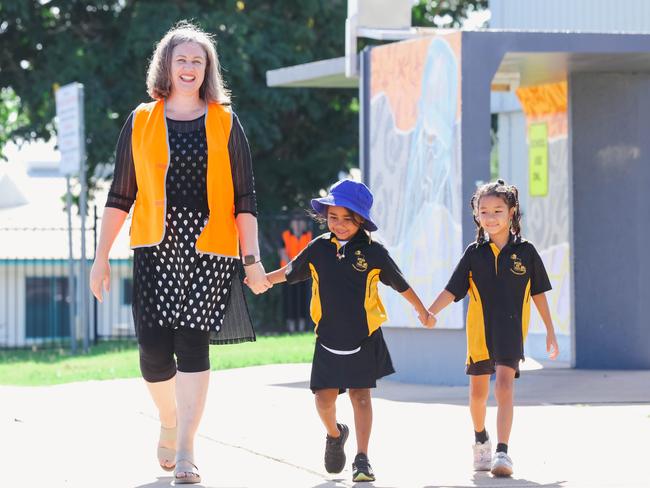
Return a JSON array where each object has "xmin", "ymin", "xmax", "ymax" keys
[
  {"xmin": 93, "ymin": 204, "xmax": 98, "ymax": 345},
  {"xmin": 66, "ymin": 176, "xmax": 77, "ymax": 354},
  {"xmin": 78, "ymin": 84, "xmax": 89, "ymax": 353},
  {"xmin": 55, "ymin": 81, "xmax": 86, "ymax": 352}
]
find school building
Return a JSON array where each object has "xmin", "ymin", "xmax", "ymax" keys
[
  {"xmin": 267, "ymin": 0, "xmax": 650, "ymax": 384},
  {"xmin": 0, "ymin": 143, "xmax": 134, "ymax": 347}
]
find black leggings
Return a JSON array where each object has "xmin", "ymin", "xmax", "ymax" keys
[{"xmin": 137, "ymin": 326, "xmax": 211, "ymax": 383}]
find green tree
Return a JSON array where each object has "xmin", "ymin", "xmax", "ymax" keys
[
  {"xmin": 0, "ymin": 87, "xmax": 27, "ymax": 152},
  {"xmin": 0, "ymin": 0, "xmax": 357, "ymax": 210},
  {"xmin": 413, "ymin": 0, "xmax": 488, "ymax": 27}
]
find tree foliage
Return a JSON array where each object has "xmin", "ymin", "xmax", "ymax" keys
[
  {"xmin": 0, "ymin": 0, "xmax": 356, "ymax": 210},
  {"xmin": 413, "ymin": 0, "xmax": 488, "ymax": 28}
]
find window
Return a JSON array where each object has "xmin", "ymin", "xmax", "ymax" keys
[
  {"xmin": 25, "ymin": 277, "xmax": 70, "ymax": 339},
  {"xmin": 122, "ymin": 278, "xmax": 133, "ymax": 306}
]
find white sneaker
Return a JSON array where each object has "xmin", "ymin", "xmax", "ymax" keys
[
  {"xmin": 491, "ymin": 451, "xmax": 514, "ymax": 477},
  {"xmin": 472, "ymin": 439, "xmax": 492, "ymax": 471}
]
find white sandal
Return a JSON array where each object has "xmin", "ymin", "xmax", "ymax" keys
[
  {"xmin": 157, "ymin": 425, "xmax": 176, "ymax": 472},
  {"xmin": 174, "ymin": 458, "xmax": 201, "ymax": 485}
]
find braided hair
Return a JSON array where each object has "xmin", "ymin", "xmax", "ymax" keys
[{"xmin": 470, "ymin": 179, "xmax": 522, "ymax": 244}]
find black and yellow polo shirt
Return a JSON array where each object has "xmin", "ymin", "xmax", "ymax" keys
[
  {"xmin": 445, "ymin": 235, "xmax": 552, "ymax": 364},
  {"xmin": 285, "ymin": 230, "xmax": 409, "ymax": 351}
]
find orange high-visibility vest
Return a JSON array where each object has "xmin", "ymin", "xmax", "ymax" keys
[
  {"xmin": 280, "ymin": 230, "xmax": 312, "ymax": 267},
  {"xmin": 129, "ymin": 100, "xmax": 239, "ymax": 257}
]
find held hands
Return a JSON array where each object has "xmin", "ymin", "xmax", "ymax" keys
[
  {"xmin": 90, "ymin": 257, "xmax": 111, "ymax": 303},
  {"xmin": 425, "ymin": 312, "xmax": 437, "ymax": 329},
  {"xmin": 243, "ymin": 262, "xmax": 273, "ymax": 295},
  {"xmin": 418, "ymin": 309, "xmax": 437, "ymax": 329},
  {"xmin": 546, "ymin": 330, "xmax": 560, "ymax": 360}
]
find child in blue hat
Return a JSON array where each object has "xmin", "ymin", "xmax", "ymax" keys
[{"xmin": 265, "ymin": 179, "xmax": 434, "ymax": 482}]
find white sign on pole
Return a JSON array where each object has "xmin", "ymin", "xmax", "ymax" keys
[
  {"xmin": 55, "ymin": 81, "xmax": 88, "ymax": 352},
  {"xmin": 55, "ymin": 82, "xmax": 84, "ymax": 176}
]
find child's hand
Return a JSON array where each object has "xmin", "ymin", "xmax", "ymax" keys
[
  {"xmin": 417, "ymin": 310, "xmax": 427, "ymax": 326},
  {"xmin": 244, "ymin": 274, "xmax": 272, "ymax": 293},
  {"xmin": 418, "ymin": 310, "xmax": 435, "ymax": 328},
  {"xmin": 546, "ymin": 331, "xmax": 559, "ymax": 360},
  {"xmin": 425, "ymin": 312, "xmax": 437, "ymax": 329}
]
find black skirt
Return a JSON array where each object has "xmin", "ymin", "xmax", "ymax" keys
[{"xmin": 310, "ymin": 328, "xmax": 395, "ymax": 393}]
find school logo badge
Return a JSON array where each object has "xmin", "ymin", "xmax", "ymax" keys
[
  {"xmin": 510, "ymin": 254, "xmax": 526, "ymax": 276},
  {"xmin": 353, "ymin": 250, "xmax": 368, "ymax": 272}
]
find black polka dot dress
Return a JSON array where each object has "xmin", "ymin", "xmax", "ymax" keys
[
  {"xmin": 133, "ymin": 206, "xmax": 237, "ymax": 334},
  {"xmin": 106, "ymin": 111, "xmax": 257, "ymax": 344}
]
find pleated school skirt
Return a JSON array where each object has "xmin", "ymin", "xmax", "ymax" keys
[{"xmin": 310, "ymin": 328, "xmax": 395, "ymax": 394}]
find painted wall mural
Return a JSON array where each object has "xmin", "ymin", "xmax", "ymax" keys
[
  {"xmin": 516, "ymin": 82, "xmax": 571, "ymax": 337},
  {"xmin": 369, "ymin": 34, "xmax": 463, "ymax": 329}
]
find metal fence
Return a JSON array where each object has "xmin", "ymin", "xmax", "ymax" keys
[
  {"xmin": 0, "ymin": 211, "xmax": 318, "ymax": 350},
  {"xmin": 0, "ymin": 220, "xmax": 135, "ymax": 350},
  {"xmin": 249, "ymin": 212, "xmax": 319, "ymax": 333}
]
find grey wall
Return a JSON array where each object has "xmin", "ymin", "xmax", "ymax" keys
[
  {"xmin": 570, "ymin": 73, "xmax": 650, "ymax": 369},
  {"xmin": 360, "ymin": 47, "xmax": 372, "ymax": 184},
  {"xmin": 383, "ymin": 327, "xmax": 468, "ymax": 385},
  {"xmin": 497, "ymin": 110, "xmax": 529, "ymax": 206},
  {"xmin": 490, "ymin": 0, "xmax": 650, "ymax": 33}
]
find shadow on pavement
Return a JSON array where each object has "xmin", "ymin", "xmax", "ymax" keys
[
  {"xmin": 310, "ymin": 482, "xmax": 398, "ymax": 488},
  {"xmin": 133, "ymin": 476, "xmax": 241, "ymax": 488},
  {"xmin": 272, "ymin": 366, "xmax": 650, "ymax": 406},
  {"xmin": 424, "ymin": 471, "xmax": 567, "ymax": 487}
]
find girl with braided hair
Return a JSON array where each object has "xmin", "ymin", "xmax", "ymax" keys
[{"xmin": 427, "ymin": 179, "xmax": 559, "ymax": 478}]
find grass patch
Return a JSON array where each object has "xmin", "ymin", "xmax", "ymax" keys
[{"xmin": 0, "ymin": 333, "xmax": 315, "ymax": 386}]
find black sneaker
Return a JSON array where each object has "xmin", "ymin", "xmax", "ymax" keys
[
  {"xmin": 352, "ymin": 452, "xmax": 375, "ymax": 482},
  {"xmin": 324, "ymin": 423, "xmax": 349, "ymax": 473}
]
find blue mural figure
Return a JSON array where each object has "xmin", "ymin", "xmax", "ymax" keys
[{"xmin": 396, "ymin": 38, "xmax": 459, "ymax": 240}]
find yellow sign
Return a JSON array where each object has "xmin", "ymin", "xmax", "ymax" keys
[{"xmin": 528, "ymin": 122, "xmax": 548, "ymax": 196}]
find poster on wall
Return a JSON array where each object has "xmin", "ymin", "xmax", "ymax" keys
[
  {"xmin": 367, "ymin": 34, "xmax": 464, "ymax": 329},
  {"xmin": 529, "ymin": 122, "xmax": 549, "ymax": 196},
  {"xmin": 516, "ymin": 83, "xmax": 572, "ymax": 344}
]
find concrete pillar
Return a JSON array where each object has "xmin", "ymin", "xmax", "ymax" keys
[{"xmin": 570, "ymin": 73, "xmax": 650, "ymax": 369}]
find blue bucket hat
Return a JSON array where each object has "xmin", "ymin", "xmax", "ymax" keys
[{"xmin": 311, "ymin": 179, "xmax": 378, "ymax": 231}]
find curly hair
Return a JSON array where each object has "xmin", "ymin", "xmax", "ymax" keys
[
  {"xmin": 470, "ymin": 179, "xmax": 522, "ymax": 244},
  {"xmin": 146, "ymin": 20, "xmax": 231, "ymax": 104}
]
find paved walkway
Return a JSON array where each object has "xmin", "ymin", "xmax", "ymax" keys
[{"xmin": 1, "ymin": 362, "xmax": 649, "ymax": 487}]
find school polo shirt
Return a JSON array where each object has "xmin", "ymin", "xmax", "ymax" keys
[
  {"xmin": 285, "ymin": 231, "xmax": 410, "ymax": 350},
  {"xmin": 445, "ymin": 235, "xmax": 552, "ymax": 364}
]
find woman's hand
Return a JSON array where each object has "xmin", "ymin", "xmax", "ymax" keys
[
  {"xmin": 243, "ymin": 262, "xmax": 273, "ymax": 294},
  {"xmin": 90, "ymin": 257, "xmax": 111, "ymax": 303}
]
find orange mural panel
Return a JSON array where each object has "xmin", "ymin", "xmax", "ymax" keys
[
  {"xmin": 516, "ymin": 82, "xmax": 568, "ymax": 139},
  {"xmin": 371, "ymin": 32, "xmax": 461, "ymax": 132}
]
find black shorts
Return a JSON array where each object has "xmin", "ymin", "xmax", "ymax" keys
[
  {"xmin": 310, "ymin": 328, "xmax": 395, "ymax": 394},
  {"xmin": 136, "ymin": 325, "xmax": 211, "ymax": 382},
  {"xmin": 466, "ymin": 358, "xmax": 521, "ymax": 379}
]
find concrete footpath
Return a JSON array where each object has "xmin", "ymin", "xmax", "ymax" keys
[{"xmin": 1, "ymin": 361, "xmax": 649, "ymax": 487}]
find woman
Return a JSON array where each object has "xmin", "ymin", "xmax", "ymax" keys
[{"xmin": 89, "ymin": 21, "xmax": 271, "ymax": 484}]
